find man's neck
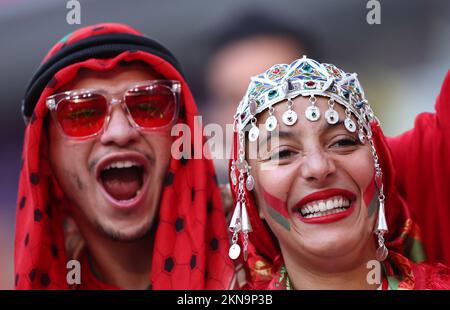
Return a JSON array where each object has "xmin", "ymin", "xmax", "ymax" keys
[
  {"xmin": 78, "ymin": 223, "xmax": 154, "ymax": 290},
  {"xmin": 88, "ymin": 234, "xmax": 153, "ymax": 289},
  {"xmin": 281, "ymin": 245, "xmax": 380, "ymax": 290}
]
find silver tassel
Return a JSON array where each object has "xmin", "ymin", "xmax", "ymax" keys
[
  {"xmin": 229, "ymin": 201, "xmax": 241, "ymax": 231},
  {"xmin": 241, "ymin": 202, "xmax": 252, "ymax": 233},
  {"xmin": 375, "ymin": 199, "xmax": 388, "ymax": 233},
  {"xmin": 375, "ymin": 186, "xmax": 388, "ymax": 261}
]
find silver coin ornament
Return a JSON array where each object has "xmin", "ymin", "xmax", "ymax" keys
[
  {"xmin": 305, "ymin": 105, "xmax": 320, "ymax": 121},
  {"xmin": 325, "ymin": 108, "xmax": 339, "ymax": 125},
  {"xmin": 249, "ymin": 125, "xmax": 260, "ymax": 142},
  {"xmin": 344, "ymin": 118, "xmax": 356, "ymax": 132},
  {"xmin": 265, "ymin": 115, "xmax": 278, "ymax": 131},
  {"xmin": 282, "ymin": 109, "xmax": 298, "ymax": 126},
  {"xmin": 228, "ymin": 243, "xmax": 241, "ymax": 259},
  {"xmin": 358, "ymin": 130, "xmax": 366, "ymax": 144},
  {"xmin": 376, "ymin": 245, "xmax": 388, "ymax": 261}
]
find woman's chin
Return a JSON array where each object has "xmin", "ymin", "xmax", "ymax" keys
[{"xmin": 293, "ymin": 233, "xmax": 363, "ymax": 260}]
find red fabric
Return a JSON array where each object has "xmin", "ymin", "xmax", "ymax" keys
[
  {"xmin": 15, "ymin": 23, "xmax": 234, "ymax": 289},
  {"xmin": 387, "ymin": 70, "xmax": 450, "ymax": 266},
  {"xmin": 229, "ymin": 72, "xmax": 450, "ymax": 289}
]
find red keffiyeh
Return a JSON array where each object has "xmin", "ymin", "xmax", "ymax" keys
[{"xmin": 15, "ymin": 23, "xmax": 235, "ymax": 290}]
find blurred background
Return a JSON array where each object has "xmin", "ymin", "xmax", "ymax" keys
[{"xmin": 0, "ymin": 0, "xmax": 449, "ymax": 289}]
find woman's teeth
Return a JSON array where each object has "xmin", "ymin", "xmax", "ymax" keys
[{"xmin": 298, "ymin": 196, "xmax": 351, "ymax": 218}]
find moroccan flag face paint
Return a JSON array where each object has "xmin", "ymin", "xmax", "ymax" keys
[
  {"xmin": 364, "ymin": 174, "xmax": 378, "ymax": 218},
  {"xmin": 261, "ymin": 188, "xmax": 290, "ymax": 231}
]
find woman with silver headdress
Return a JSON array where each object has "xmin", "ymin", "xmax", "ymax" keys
[{"xmin": 227, "ymin": 56, "xmax": 450, "ymax": 289}]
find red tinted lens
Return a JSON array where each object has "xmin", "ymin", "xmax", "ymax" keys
[
  {"xmin": 55, "ymin": 93, "xmax": 107, "ymax": 137},
  {"xmin": 125, "ymin": 85, "xmax": 176, "ymax": 128}
]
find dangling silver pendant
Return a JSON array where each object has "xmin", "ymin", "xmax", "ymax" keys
[
  {"xmin": 249, "ymin": 125, "xmax": 259, "ymax": 142},
  {"xmin": 282, "ymin": 109, "xmax": 298, "ymax": 126},
  {"xmin": 230, "ymin": 169, "xmax": 237, "ymax": 186},
  {"xmin": 376, "ymin": 245, "xmax": 388, "ymax": 261},
  {"xmin": 358, "ymin": 130, "xmax": 366, "ymax": 144},
  {"xmin": 344, "ymin": 118, "xmax": 356, "ymax": 132},
  {"xmin": 228, "ymin": 243, "xmax": 241, "ymax": 260},
  {"xmin": 305, "ymin": 105, "xmax": 320, "ymax": 121},
  {"xmin": 246, "ymin": 175, "xmax": 254, "ymax": 191},
  {"xmin": 325, "ymin": 108, "xmax": 339, "ymax": 124},
  {"xmin": 265, "ymin": 115, "xmax": 277, "ymax": 131}
]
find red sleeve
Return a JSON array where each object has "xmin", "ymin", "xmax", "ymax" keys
[{"xmin": 387, "ymin": 70, "xmax": 450, "ymax": 265}]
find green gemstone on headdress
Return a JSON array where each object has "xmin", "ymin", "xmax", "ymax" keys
[
  {"xmin": 302, "ymin": 63, "xmax": 313, "ymax": 73},
  {"xmin": 268, "ymin": 90, "xmax": 278, "ymax": 99}
]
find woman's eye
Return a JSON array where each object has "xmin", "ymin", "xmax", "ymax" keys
[
  {"xmin": 331, "ymin": 138, "xmax": 358, "ymax": 148},
  {"xmin": 269, "ymin": 149, "xmax": 295, "ymax": 161}
]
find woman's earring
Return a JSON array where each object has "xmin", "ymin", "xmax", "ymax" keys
[{"xmin": 375, "ymin": 185, "xmax": 388, "ymax": 261}]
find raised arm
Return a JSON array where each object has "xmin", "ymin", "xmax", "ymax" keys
[{"xmin": 387, "ymin": 70, "xmax": 450, "ymax": 265}]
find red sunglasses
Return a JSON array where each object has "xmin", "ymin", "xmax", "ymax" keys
[{"xmin": 46, "ymin": 80, "xmax": 181, "ymax": 139}]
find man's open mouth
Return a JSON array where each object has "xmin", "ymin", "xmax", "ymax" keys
[
  {"xmin": 297, "ymin": 196, "xmax": 351, "ymax": 218},
  {"xmin": 96, "ymin": 153, "xmax": 150, "ymax": 205},
  {"xmin": 100, "ymin": 160, "xmax": 144, "ymax": 201}
]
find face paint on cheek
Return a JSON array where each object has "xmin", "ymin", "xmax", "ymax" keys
[
  {"xmin": 261, "ymin": 187, "xmax": 290, "ymax": 231},
  {"xmin": 363, "ymin": 174, "xmax": 378, "ymax": 218}
]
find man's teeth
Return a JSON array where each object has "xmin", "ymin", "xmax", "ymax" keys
[
  {"xmin": 103, "ymin": 160, "xmax": 142, "ymax": 170},
  {"xmin": 298, "ymin": 196, "xmax": 351, "ymax": 218}
]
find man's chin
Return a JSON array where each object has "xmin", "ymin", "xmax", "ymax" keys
[{"xmin": 94, "ymin": 219, "xmax": 154, "ymax": 242}]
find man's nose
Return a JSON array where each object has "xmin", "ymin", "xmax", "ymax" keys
[
  {"xmin": 299, "ymin": 148, "xmax": 336, "ymax": 184},
  {"xmin": 100, "ymin": 105, "xmax": 140, "ymax": 147}
]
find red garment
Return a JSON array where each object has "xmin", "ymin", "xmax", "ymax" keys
[
  {"xmin": 387, "ymin": 70, "xmax": 450, "ymax": 266},
  {"xmin": 229, "ymin": 73, "xmax": 450, "ymax": 289},
  {"xmin": 15, "ymin": 23, "xmax": 235, "ymax": 289}
]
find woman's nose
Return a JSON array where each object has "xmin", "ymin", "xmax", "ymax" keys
[{"xmin": 299, "ymin": 148, "xmax": 336, "ymax": 184}]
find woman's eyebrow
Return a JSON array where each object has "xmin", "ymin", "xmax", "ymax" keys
[
  {"xmin": 321, "ymin": 120, "xmax": 345, "ymax": 132},
  {"xmin": 259, "ymin": 130, "xmax": 296, "ymax": 148},
  {"xmin": 258, "ymin": 119, "xmax": 347, "ymax": 147}
]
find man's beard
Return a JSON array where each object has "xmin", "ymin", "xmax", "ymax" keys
[{"xmin": 94, "ymin": 219, "xmax": 155, "ymax": 242}]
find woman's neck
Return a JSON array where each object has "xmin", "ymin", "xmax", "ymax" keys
[{"xmin": 281, "ymin": 244, "xmax": 381, "ymax": 290}]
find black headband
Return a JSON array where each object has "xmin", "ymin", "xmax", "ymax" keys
[{"xmin": 22, "ymin": 33, "xmax": 184, "ymax": 121}]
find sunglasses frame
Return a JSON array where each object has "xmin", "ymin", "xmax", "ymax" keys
[{"xmin": 45, "ymin": 80, "xmax": 181, "ymax": 140}]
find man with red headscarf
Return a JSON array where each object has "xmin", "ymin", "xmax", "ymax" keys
[{"xmin": 15, "ymin": 23, "xmax": 234, "ymax": 289}]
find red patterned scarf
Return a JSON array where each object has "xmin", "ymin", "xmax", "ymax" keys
[{"xmin": 15, "ymin": 23, "xmax": 234, "ymax": 290}]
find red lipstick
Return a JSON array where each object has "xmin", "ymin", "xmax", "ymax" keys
[{"xmin": 293, "ymin": 188, "xmax": 356, "ymax": 224}]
